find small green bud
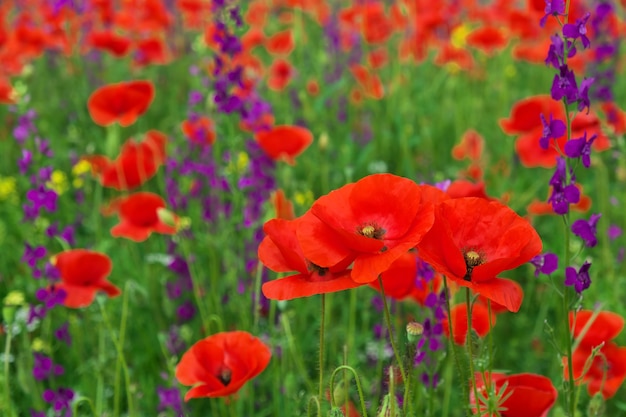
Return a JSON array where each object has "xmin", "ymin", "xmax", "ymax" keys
[
  {"xmin": 329, "ymin": 406, "xmax": 346, "ymax": 417},
  {"xmin": 406, "ymin": 322, "xmax": 424, "ymax": 343},
  {"xmin": 587, "ymin": 393, "xmax": 605, "ymax": 417},
  {"xmin": 376, "ymin": 393, "xmax": 403, "ymax": 417}
]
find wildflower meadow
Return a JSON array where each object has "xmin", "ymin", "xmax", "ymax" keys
[{"xmin": 2, "ymin": 0, "xmax": 626, "ymax": 416}]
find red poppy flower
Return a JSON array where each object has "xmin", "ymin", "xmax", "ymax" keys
[
  {"xmin": 434, "ymin": 44, "xmax": 475, "ymax": 72},
  {"xmin": 52, "ymin": 249, "xmax": 121, "ymax": 308},
  {"xmin": 571, "ymin": 310, "xmax": 624, "ymax": 349},
  {"xmin": 567, "ymin": 342, "xmax": 626, "ymax": 399},
  {"xmin": 443, "ymin": 302, "xmax": 495, "ymax": 345},
  {"xmin": 87, "ymin": 80, "xmax": 155, "ymax": 127},
  {"xmin": 134, "ymin": 37, "xmax": 168, "ymax": 67},
  {"xmin": 267, "ymin": 58, "xmax": 293, "ymax": 91},
  {"xmin": 602, "ymin": 102, "xmax": 626, "ymax": 135},
  {"xmin": 369, "ymin": 251, "xmax": 418, "ymax": 300},
  {"xmin": 472, "ymin": 372, "xmax": 558, "ymax": 417},
  {"xmin": 367, "ymin": 48, "xmax": 388, "ymax": 69},
  {"xmin": 108, "ymin": 192, "xmax": 178, "ymax": 242},
  {"xmin": 255, "ymin": 125, "xmax": 313, "ymax": 165},
  {"xmin": 499, "ymin": 95, "xmax": 564, "ymax": 136},
  {"xmin": 176, "ymin": 331, "xmax": 271, "ymax": 400},
  {"xmin": 265, "ymin": 29, "xmax": 294, "ymax": 55},
  {"xmin": 84, "ymin": 130, "xmax": 167, "ymax": 190},
  {"xmin": 260, "ymin": 214, "xmax": 361, "ymax": 300},
  {"xmin": 362, "ymin": 3, "xmax": 393, "ymax": 44},
  {"xmin": 349, "ymin": 64, "xmax": 385, "ymax": 100},
  {"xmin": 87, "ymin": 30, "xmax": 132, "ymax": 57},
  {"xmin": 466, "ymin": 26, "xmax": 508, "ymax": 55},
  {"xmin": 0, "ymin": 77, "xmax": 15, "ymax": 104},
  {"xmin": 417, "ymin": 197, "xmax": 542, "ymax": 312},
  {"xmin": 270, "ymin": 189, "xmax": 295, "ymax": 220},
  {"xmin": 298, "ymin": 174, "xmax": 435, "ymax": 284},
  {"xmin": 452, "ymin": 129, "xmax": 484, "ymax": 161},
  {"xmin": 181, "ymin": 116, "xmax": 216, "ymax": 145}
]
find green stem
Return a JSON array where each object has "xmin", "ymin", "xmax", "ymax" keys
[
  {"xmin": 3, "ymin": 325, "xmax": 14, "ymax": 417},
  {"xmin": 98, "ymin": 299, "xmax": 134, "ymax": 416},
  {"xmin": 466, "ymin": 288, "xmax": 481, "ymax": 416},
  {"xmin": 377, "ymin": 275, "xmax": 407, "ymax": 384},
  {"xmin": 319, "ymin": 293, "xmax": 326, "ymax": 405},
  {"xmin": 563, "ymin": 216, "xmax": 576, "ymax": 417},
  {"xmin": 113, "ymin": 282, "xmax": 131, "ymax": 417},
  {"xmin": 329, "ymin": 365, "xmax": 369, "ymax": 417},
  {"xmin": 179, "ymin": 238, "xmax": 210, "ymax": 334},
  {"xmin": 443, "ymin": 277, "xmax": 470, "ymax": 417}
]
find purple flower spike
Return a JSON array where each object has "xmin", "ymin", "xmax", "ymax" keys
[
  {"xmin": 548, "ymin": 157, "xmax": 580, "ymax": 214},
  {"xmin": 539, "ymin": 113, "xmax": 566, "ymax": 149},
  {"xmin": 540, "ymin": 0, "xmax": 566, "ymax": 27},
  {"xmin": 563, "ymin": 12, "xmax": 591, "ymax": 49},
  {"xmin": 577, "ymin": 77, "xmax": 595, "ymax": 113},
  {"xmin": 564, "ymin": 261, "xmax": 592, "ymax": 293},
  {"xmin": 530, "ymin": 252, "xmax": 559, "ymax": 276},
  {"xmin": 564, "ymin": 131, "xmax": 597, "ymax": 168},
  {"xmin": 571, "ymin": 213, "xmax": 601, "ymax": 247},
  {"xmin": 551, "ymin": 65, "xmax": 579, "ymax": 104}
]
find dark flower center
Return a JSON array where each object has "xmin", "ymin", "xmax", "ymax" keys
[
  {"xmin": 463, "ymin": 250, "xmax": 485, "ymax": 281},
  {"xmin": 217, "ymin": 368, "xmax": 232, "ymax": 386},
  {"xmin": 307, "ymin": 261, "xmax": 328, "ymax": 277},
  {"xmin": 358, "ymin": 223, "xmax": 386, "ymax": 240}
]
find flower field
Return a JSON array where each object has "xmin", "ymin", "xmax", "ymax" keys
[{"xmin": 1, "ymin": 0, "xmax": 626, "ymax": 416}]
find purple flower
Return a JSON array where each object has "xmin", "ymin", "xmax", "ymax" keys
[
  {"xmin": 22, "ymin": 244, "xmax": 47, "ymax": 268},
  {"xmin": 540, "ymin": 0, "xmax": 566, "ymax": 27},
  {"xmin": 55, "ymin": 322, "xmax": 72, "ymax": 346},
  {"xmin": 608, "ymin": 225, "xmax": 622, "ymax": 241},
  {"xmin": 571, "ymin": 213, "xmax": 601, "ymax": 247},
  {"xmin": 548, "ymin": 157, "xmax": 580, "ymax": 214},
  {"xmin": 33, "ymin": 353, "xmax": 64, "ymax": 381},
  {"xmin": 19, "ymin": 149, "xmax": 33, "ymax": 174},
  {"xmin": 551, "ymin": 65, "xmax": 579, "ymax": 104},
  {"xmin": 576, "ymin": 77, "xmax": 595, "ymax": 113},
  {"xmin": 563, "ymin": 12, "xmax": 591, "ymax": 49},
  {"xmin": 25, "ymin": 186, "xmax": 58, "ymax": 218},
  {"xmin": 35, "ymin": 287, "xmax": 67, "ymax": 309},
  {"xmin": 564, "ymin": 261, "xmax": 592, "ymax": 293},
  {"xmin": 176, "ymin": 300, "xmax": 196, "ymax": 322},
  {"xmin": 564, "ymin": 131, "xmax": 596, "ymax": 168},
  {"xmin": 157, "ymin": 386, "xmax": 183, "ymax": 413},
  {"xmin": 545, "ymin": 34, "xmax": 576, "ymax": 69},
  {"xmin": 42, "ymin": 387, "xmax": 74, "ymax": 414},
  {"xmin": 530, "ymin": 253, "xmax": 559, "ymax": 276},
  {"xmin": 539, "ymin": 113, "xmax": 566, "ymax": 149}
]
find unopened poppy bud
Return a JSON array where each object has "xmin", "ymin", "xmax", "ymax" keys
[
  {"xmin": 157, "ymin": 208, "xmax": 178, "ymax": 229},
  {"xmin": 406, "ymin": 322, "xmax": 424, "ymax": 343},
  {"xmin": 587, "ymin": 392, "xmax": 605, "ymax": 417},
  {"xmin": 376, "ymin": 393, "xmax": 403, "ymax": 417},
  {"xmin": 319, "ymin": 132, "xmax": 329, "ymax": 151},
  {"xmin": 329, "ymin": 407, "xmax": 346, "ymax": 417},
  {"xmin": 332, "ymin": 379, "xmax": 349, "ymax": 406}
]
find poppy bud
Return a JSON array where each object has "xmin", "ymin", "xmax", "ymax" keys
[
  {"xmin": 332, "ymin": 379, "xmax": 350, "ymax": 407},
  {"xmin": 587, "ymin": 393, "xmax": 605, "ymax": 417},
  {"xmin": 406, "ymin": 322, "xmax": 424, "ymax": 343},
  {"xmin": 157, "ymin": 208, "xmax": 178, "ymax": 230},
  {"xmin": 329, "ymin": 407, "xmax": 346, "ymax": 417},
  {"xmin": 376, "ymin": 393, "xmax": 403, "ymax": 417}
]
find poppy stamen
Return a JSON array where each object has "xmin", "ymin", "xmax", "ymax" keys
[
  {"xmin": 463, "ymin": 249, "xmax": 485, "ymax": 281},
  {"xmin": 218, "ymin": 368, "xmax": 232, "ymax": 386},
  {"xmin": 307, "ymin": 260, "xmax": 328, "ymax": 277},
  {"xmin": 358, "ymin": 223, "xmax": 386, "ymax": 240}
]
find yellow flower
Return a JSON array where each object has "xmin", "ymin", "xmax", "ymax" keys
[
  {"xmin": 0, "ymin": 176, "xmax": 17, "ymax": 202},
  {"xmin": 46, "ymin": 170, "xmax": 69, "ymax": 195},
  {"xmin": 294, "ymin": 190, "xmax": 314, "ymax": 207},
  {"xmin": 72, "ymin": 160, "xmax": 92, "ymax": 176},
  {"xmin": 225, "ymin": 152, "xmax": 250, "ymax": 175},
  {"xmin": 3, "ymin": 291, "xmax": 25, "ymax": 306},
  {"xmin": 451, "ymin": 24, "xmax": 471, "ymax": 49},
  {"xmin": 32, "ymin": 338, "xmax": 49, "ymax": 353}
]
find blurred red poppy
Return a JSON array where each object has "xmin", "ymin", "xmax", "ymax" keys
[
  {"xmin": 265, "ymin": 29, "xmax": 294, "ymax": 55},
  {"xmin": 472, "ymin": 372, "xmax": 558, "ymax": 417},
  {"xmin": 87, "ymin": 30, "xmax": 132, "ymax": 57},
  {"xmin": 87, "ymin": 80, "xmax": 155, "ymax": 127},
  {"xmin": 443, "ymin": 302, "xmax": 495, "ymax": 345},
  {"xmin": 108, "ymin": 192, "xmax": 178, "ymax": 242},
  {"xmin": 417, "ymin": 198, "xmax": 542, "ymax": 312},
  {"xmin": 298, "ymin": 174, "xmax": 435, "ymax": 284},
  {"xmin": 571, "ymin": 310, "xmax": 624, "ymax": 349},
  {"xmin": 362, "ymin": 2, "xmax": 393, "ymax": 44},
  {"xmin": 181, "ymin": 116, "xmax": 215, "ymax": 145},
  {"xmin": 176, "ymin": 331, "xmax": 271, "ymax": 400},
  {"xmin": 350, "ymin": 64, "xmax": 385, "ymax": 100},
  {"xmin": 267, "ymin": 58, "xmax": 293, "ymax": 91},
  {"xmin": 452, "ymin": 129, "xmax": 484, "ymax": 161},
  {"xmin": 466, "ymin": 26, "xmax": 508, "ymax": 55},
  {"xmin": 0, "ymin": 77, "xmax": 15, "ymax": 104},
  {"xmin": 255, "ymin": 125, "xmax": 313, "ymax": 165},
  {"xmin": 567, "ymin": 342, "xmax": 626, "ymax": 399},
  {"xmin": 270, "ymin": 189, "xmax": 295, "ymax": 220},
  {"xmin": 52, "ymin": 249, "xmax": 120, "ymax": 308},
  {"xmin": 260, "ymin": 214, "xmax": 361, "ymax": 300},
  {"xmin": 84, "ymin": 130, "xmax": 167, "ymax": 190}
]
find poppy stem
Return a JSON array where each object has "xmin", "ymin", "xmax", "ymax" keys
[
  {"xmin": 329, "ymin": 365, "xmax": 368, "ymax": 416},
  {"xmin": 443, "ymin": 277, "xmax": 470, "ymax": 417},
  {"xmin": 465, "ymin": 287, "xmax": 481, "ymax": 416},
  {"xmin": 97, "ymin": 298, "xmax": 134, "ymax": 417},
  {"xmin": 3, "ymin": 325, "xmax": 16, "ymax": 417},
  {"xmin": 318, "ymin": 293, "xmax": 326, "ymax": 406},
  {"xmin": 377, "ymin": 275, "xmax": 407, "ymax": 387},
  {"xmin": 562, "ymin": 215, "xmax": 576, "ymax": 417}
]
